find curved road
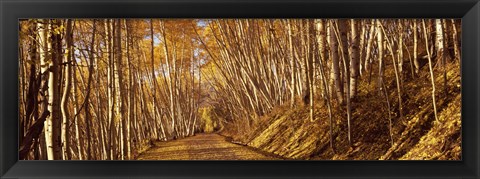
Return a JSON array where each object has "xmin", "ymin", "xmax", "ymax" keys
[{"xmin": 136, "ymin": 133, "xmax": 278, "ymax": 160}]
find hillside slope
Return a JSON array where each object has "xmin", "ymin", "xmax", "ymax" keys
[{"xmin": 221, "ymin": 62, "xmax": 461, "ymax": 160}]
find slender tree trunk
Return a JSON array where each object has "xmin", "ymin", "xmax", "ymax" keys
[
  {"xmin": 376, "ymin": 20, "xmax": 384, "ymax": 94},
  {"xmin": 364, "ymin": 19, "xmax": 376, "ymax": 76},
  {"xmin": 51, "ymin": 19, "xmax": 64, "ymax": 160},
  {"xmin": 422, "ymin": 20, "xmax": 439, "ymax": 122},
  {"xmin": 328, "ymin": 20, "xmax": 344, "ymax": 105},
  {"xmin": 41, "ymin": 19, "xmax": 62, "ymax": 160},
  {"xmin": 434, "ymin": 19, "xmax": 447, "ymax": 97},
  {"xmin": 287, "ymin": 20, "xmax": 297, "ymax": 107},
  {"xmin": 316, "ymin": 19, "xmax": 334, "ymax": 149},
  {"xmin": 84, "ymin": 20, "xmax": 97, "ymax": 160},
  {"xmin": 381, "ymin": 81, "xmax": 394, "ymax": 146},
  {"xmin": 398, "ymin": 20, "xmax": 404, "ymax": 83},
  {"xmin": 349, "ymin": 19, "xmax": 360, "ymax": 99},
  {"xmin": 305, "ymin": 20, "xmax": 315, "ymax": 122},
  {"xmin": 112, "ymin": 19, "xmax": 123, "ymax": 159},
  {"xmin": 61, "ymin": 19, "xmax": 73, "ymax": 160},
  {"xmin": 124, "ymin": 19, "xmax": 132, "ymax": 160},
  {"xmin": 435, "ymin": 19, "xmax": 445, "ymax": 67},
  {"xmin": 72, "ymin": 57, "xmax": 83, "ymax": 160},
  {"xmin": 105, "ymin": 19, "xmax": 117, "ymax": 160},
  {"xmin": 451, "ymin": 19, "xmax": 460, "ymax": 61},
  {"xmin": 359, "ymin": 20, "xmax": 366, "ymax": 76},
  {"xmin": 379, "ymin": 22, "xmax": 404, "ymax": 119},
  {"xmin": 413, "ymin": 19, "xmax": 420, "ymax": 74},
  {"xmin": 150, "ymin": 19, "xmax": 158, "ymax": 140},
  {"xmin": 337, "ymin": 19, "xmax": 352, "ymax": 145},
  {"xmin": 96, "ymin": 66, "xmax": 106, "ymax": 160},
  {"xmin": 39, "ymin": 19, "xmax": 53, "ymax": 160},
  {"xmin": 113, "ymin": 19, "xmax": 129, "ymax": 160}
]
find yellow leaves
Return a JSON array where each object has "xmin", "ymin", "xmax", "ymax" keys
[
  {"xmin": 51, "ymin": 23, "xmax": 65, "ymax": 35},
  {"xmin": 200, "ymin": 107, "xmax": 216, "ymax": 133}
]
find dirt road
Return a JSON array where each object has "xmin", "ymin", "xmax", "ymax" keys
[{"xmin": 136, "ymin": 133, "xmax": 279, "ymax": 160}]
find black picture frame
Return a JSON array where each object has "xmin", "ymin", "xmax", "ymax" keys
[{"xmin": 1, "ymin": 0, "xmax": 479, "ymax": 178}]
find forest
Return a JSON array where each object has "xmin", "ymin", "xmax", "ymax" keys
[{"xmin": 18, "ymin": 19, "xmax": 461, "ymax": 160}]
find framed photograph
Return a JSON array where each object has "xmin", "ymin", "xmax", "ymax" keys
[{"xmin": 1, "ymin": 0, "xmax": 479, "ymax": 178}]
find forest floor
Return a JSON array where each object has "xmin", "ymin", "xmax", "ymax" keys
[{"xmin": 136, "ymin": 133, "xmax": 280, "ymax": 160}]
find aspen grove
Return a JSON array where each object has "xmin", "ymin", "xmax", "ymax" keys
[{"xmin": 19, "ymin": 19, "xmax": 461, "ymax": 160}]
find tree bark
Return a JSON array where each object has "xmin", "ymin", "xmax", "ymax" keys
[
  {"xmin": 105, "ymin": 19, "xmax": 117, "ymax": 160},
  {"xmin": 287, "ymin": 20, "xmax": 297, "ymax": 107},
  {"xmin": 328, "ymin": 20, "xmax": 344, "ymax": 105},
  {"xmin": 422, "ymin": 20, "xmax": 439, "ymax": 122},
  {"xmin": 349, "ymin": 19, "xmax": 360, "ymax": 99},
  {"xmin": 337, "ymin": 19, "xmax": 352, "ymax": 145},
  {"xmin": 376, "ymin": 19, "xmax": 384, "ymax": 94},
  {"xmin": 450, "ymin": 19, "xmax": 460, "ymax": 61},
  {"xmin": 364, "ymin": 19, "xmax": 376, "ymax": 76},
  {"xmin": 60, "ymin": 19, "xmax": 73, "ymax": 160},
  {"xmin": 51, "ymin": 19, "xmax": 64, "ymax": 160},
  {"xmin": 84, "ymin": 20, "xmax": 97, "ymax": 160},
  {"xmin": 413, "ymin": 19, "xmax": 420, "ymax": 74}
]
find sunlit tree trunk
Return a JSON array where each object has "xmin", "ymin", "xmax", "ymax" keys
[
  {"xmin": 376, "ymin": 19, "xmax": 384, "ymax": 94},
  {"xmin": 435, "ymin": 19, "xmax": 445, "ymax": 66},
  {"xmin": 304, "ymin": 20, "xmax": 315, "ymax": 122},
  {"xmin": 160, "ymin": 20, "xmax": 178, "ymax": 139},
  {"xmin": 150, "ymin": 19, "xmax": 159, "ymax": 141},
  {"xmin": 328, "ymin": 20, "xmax": 343, "ymax": 105},
  {"xmin": 72, "ymin": 54, "xmax": 83, "ymax": 160},
  {"xmin": 60, "ymin": 19, "xmax": 73, "ymax": 160},
  {"xmin": 105, "ymin": 19, "xmax": 117, "ymax": 160},
  {"xmin": 359, "ymin": 20, "xmax": 366, "ymax": 76},
  {"xmin": 422, "ymin": 20, "xmax": 439, "ymax": 122},
  {"xmin": 112, "ymin": 19, "xmax": 128, "ymax": 160},
  {"xmin": 436, "ymin": 19, "xmax": 447, "ymax": 96},
  {"xmin": 397, "ymin": 20, "xmax": 404, "ymax": 82},
  {"xmin": 84, "ymin": 20, "xmax": 97, "ymax": 160},
  {"xmin": 39, "ymin": 19, "xmax": 53, "ymax": 160},
  {"xmin": 316, "ymin": 19, "xmax": 326, "ymax": 78},
  {"xmin": 316, "ymin": 19, "xmax": 334, "ymax": 149},
  {"xmin": 112, "ymin": 19, "xmax": 123, "ymax": 159},
  {"xmin": 41, "ymin": 19, "xmax": 62, "ymax": 160},
  {"xmin": 413, "ymin": 19, "xmax": 420, "ymax": 74},
  {"xmin": 124, "ymin": 19, "xmax": 132, "ymax": 159},
  {"xmin": 95, "ymin": 61, "xmax": 106, "ymax": 160},
  {"xmin": 450, "ymin": 19, "xmax": 460, "ymax": 61},
  {"xmin": 287, "ymin": 20, "xmax": 297, "ymax": 107},
  {"xmin": 349, "ymin": 19, "xmax": 360, "ymax": 99}
]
